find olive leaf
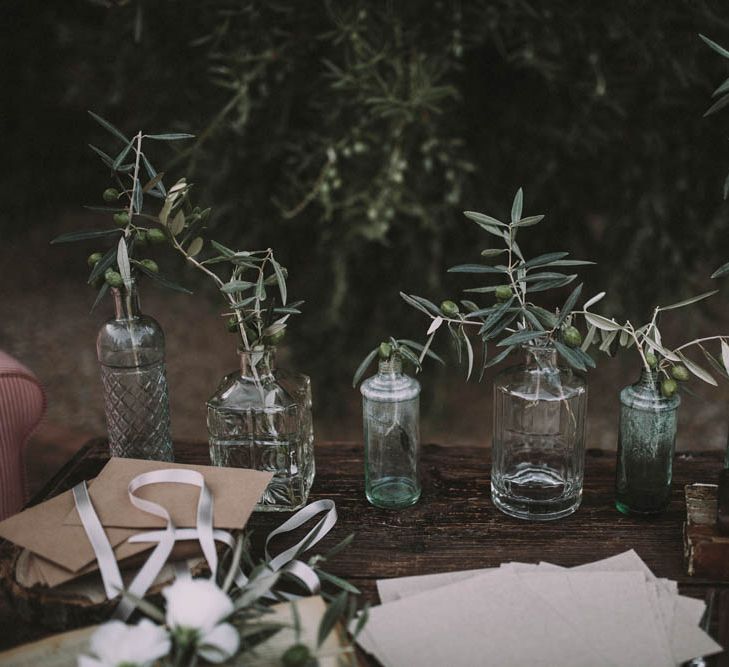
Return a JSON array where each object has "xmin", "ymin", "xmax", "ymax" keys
[
  {"xmin": 658, "ymin": 290, "xmax": 718, "ymax": 312},
  {"xmin": 318, "ymin": 590, "xmax": 348, "ymax": 647},
  {"xmin": 51, "ymin": 228, "xmax": 122, "ymax": 244},
  {"xmin": 271, "ymin": 257, "xmax": 287, "ymax": 305},
  {"xmin": 187, "ymin": 237, "xmax": 204, "ymax": 257},
  {"xmin": 145, "ymin": 132, "xmax": 196, "ymax": 140},
  {"xmin": 88, "ymin": 110, "xmax": 128, "ymax": 144},
  {"xmin": 677, "ymin": 352, "xmax": 717, "ymax": 386},
  {"xmin": 169, "ymin": 210, "xmax": 186, "ymax": 235},
  {"xmin": 584, "ymin": 312, "xmax": 622, "ymax": 331},
  {"xmin": 117, "ymin": 237, "xmax": 132, "ymax": 289},
  {"xmin": 510, "ymin": 187, "xmax": 523, "ymax": 223}
]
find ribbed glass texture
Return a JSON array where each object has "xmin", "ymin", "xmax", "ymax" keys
[{"xmin": 492, "ymin": 345, "xmax": 587, "ymax": 521}]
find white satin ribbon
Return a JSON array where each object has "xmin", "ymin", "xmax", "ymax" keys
[{"xmin": 71, "ymin": 468, "xmax": 338, "ymax": 620}]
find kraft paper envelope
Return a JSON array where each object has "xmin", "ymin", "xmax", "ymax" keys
[
  {"xmin": 22, "ymin": 533, "xmax": 207, "ymax": 588},
  {"xmin": 0, "ymin": 458, "xmax": 272, "ymax": 583},
  {"xmin": 0, "ymin": 483, "xmax": 131, "ymax": 573},
  {"xmin": 64, "ymin": 457, "xmax": 273, "ymax": 529}
]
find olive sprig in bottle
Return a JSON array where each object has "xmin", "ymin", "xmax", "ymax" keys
[
  {"xmin": 579, "ymin": 291, "xmax": 729, "ymax": 397},
  {"xmin": 51, "ymin": 111, "xmax": 194, "ymax": 307},
  {"xmin": 402, "ymin": 187, "xmax": 599, "ymax": 380},
  {"xmin": 154, "ymin": 178, "xmax": 300, "ymax": 356},
  {"xmin": 352, "ymin": 337, "xmax": 444, "ymax": 388}
]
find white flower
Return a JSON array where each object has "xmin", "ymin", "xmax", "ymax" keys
[
  {"xmin": 163, "ymin": 577, "xmax": 240, "ymax": 664},
  {"xmin": 78, "ymin": 619, "xmax": 170, "ymax": 667}
]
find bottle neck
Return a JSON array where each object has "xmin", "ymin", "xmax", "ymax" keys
[
  {"xmin": 111, "ymin": 284, "xmax": 141, "ymax": 320},
  {"xmin": 378, "ymin": 356, "xmax": 403, "ymax": 376},
  {"xmin": 523, "ymin": 344, "xmax": 558, "ymax": 370},
  {"xmin": 636, "ymin": 368, "xmax": 659, "ymax": 392},
  {"xmin": 239, "ymin": 347, "xmax": 276, "ymax": 379}
]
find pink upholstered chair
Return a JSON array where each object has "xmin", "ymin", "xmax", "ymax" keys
[{"xmin": 0, "ymin": 351, "xmax": 46, "ymax": 520}]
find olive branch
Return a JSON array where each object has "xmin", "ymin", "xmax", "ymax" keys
[
  {"xmin": 157, "ymin": 179, "xmax": 298, "ymax": 356},
  {"xmin": 401, "ymin": 187, "xmax": 599, "ymax": 380},
  {"xmin": 579, "ymin": 290, "xmax": 729, "ymax": 397},
  {"xmin": 51, "ymin": 111, "xmax": 194, "ymax": 309},
  {"xmin": 352, "ymin": 337, "xmax": 444, "ymax": 388}
]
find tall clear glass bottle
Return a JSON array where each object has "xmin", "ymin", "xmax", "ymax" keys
[
  {"xmin": 615, "ymin": 369, "xmax": 680, "ymax": 515},
  {"xmin": 492, "ymin": 345, "xmax": 587, "ymax": 521},
  {"xmin": 96, "ymin": 282, "xmax": 174, "ymax": 461},
  {"xmin": 207, "ymin": 347, "xmax": 315, "ymax": 511},
  {"xmin": 361, "ymin": 356, "xmax": 421, "ymax": 509}
]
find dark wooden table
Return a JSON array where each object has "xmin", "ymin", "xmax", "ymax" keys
[{"xmin": 3, "ymin": 439, "xmax": 729, "ymax": 664}]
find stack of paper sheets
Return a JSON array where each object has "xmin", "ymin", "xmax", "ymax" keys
[{"xmin": 356, "ymin": 550, "xmax": 722, "ymax": 667}]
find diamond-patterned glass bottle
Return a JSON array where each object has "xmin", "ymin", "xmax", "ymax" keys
[
  {"xmin": 96, "ymin": 282, "xmax": 173, "ymax": 461},
  {"xmin": 207, "ymin": 347, "xmax": 315, "ymax": 511}
]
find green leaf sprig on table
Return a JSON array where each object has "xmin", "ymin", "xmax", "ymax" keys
[
  {"xmin": 51, "ymin": 112, "xmax": 195, "ymax": 308},
  {"xmin": 81, "ymin": 529, "xmax": 368, "ymax": 666},
  {"xmin": 156, "ymin": 179, "xmax": 300, "ymax": 356},
  {"xmin": 352, "ymin": 337, "xmax": 444, "ymax": 387},
  {"xmin": 401, "ymin": 187, "xmax": 599, "ymax": 380},
  {"xmin": 579, "ymin": 290, "xmax": 729, "ymax": 397}
]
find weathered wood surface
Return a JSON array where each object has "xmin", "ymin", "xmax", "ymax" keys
[{"xmin": 2, "ymin": 439, "xmax": 729, "ymax": 663}]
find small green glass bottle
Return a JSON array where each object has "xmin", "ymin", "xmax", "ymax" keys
[{"xmin": 615, "ymin": 370, "xmax": 680, "ymax": 515}]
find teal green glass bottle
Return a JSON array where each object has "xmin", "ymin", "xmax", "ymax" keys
[{"xmin": 615, "ymin": 370, "xmax": 680, "ymax": 515}]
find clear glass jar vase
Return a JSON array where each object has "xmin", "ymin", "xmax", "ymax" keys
[
  {"xmin": 615, "ymin": 370, "xmax": 680, "ymax": 515},
  {"xmin": 492, "ymin": 344, "xmax": 587, "ymax": 521},
  {"xmin": 96, "ymin": 283, "xmax": 174, "ymax": 461},
  {"xmin": 360, "ymin": 357, "xmax": 421, "ymax": 509},
  {"xmin": 207, "ymin": 347, "xmax": 315, "ymax": 511}
]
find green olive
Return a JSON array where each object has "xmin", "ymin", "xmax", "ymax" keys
[
  {"xmin": 281, "ymin": 644, "xmax": 312, "ymax": 667},
  {"xmin": 87, "ymin": 252, "xmax": 103, "ymax": 268},
  {"xmin": 113, "ymin": 212, "xmax": 130, "ymax": 227},
  {"xmin": 263, "ymin": 328, "xmax": 286, "ymax": 346},
  {"xmin": 661, "ymin": 378, "xmax": 678, "ymax": 398},
  {"xmin": 379, "ymin": 342, "xmax": 393, "ymax": 360},
  {"xmin": 440, "ymin": 300, "xmax": 460, "ymax": 317},
  {"xmin": 140, "ymin": 259, "xmax": 159, "ymax": 273},
  {"xmin": 645, "ymin": 352, "xmax": 658, "ymax": 369},
  {"xmin": 102, "ymin": 188, "xmax": 119, "ymax": 202},
  {"xmin": 147, "ymin": 228, "xmax": 166, "ymax": 244},
  {"xmin": 563, "ymin": 326, "xmax": 582, "ymax": 348},
  {"xmin": 226, "ymin": 316, "xmax": 239, "ymax": 333},
  {"xmin": 671, "ymin": 364, "xmax": 690, "ymax": 382},
  {"xmin": 495, "ymin": 285, "xmax": 513, "ymax": 301},
  {"xmin": 104, "ymin": 268, "xmax": 123, "ymax": 288}
]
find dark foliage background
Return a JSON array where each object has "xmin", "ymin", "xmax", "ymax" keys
[{"xmin": 3, "ymin": 0, "xmax": 729, "ymax": 441}]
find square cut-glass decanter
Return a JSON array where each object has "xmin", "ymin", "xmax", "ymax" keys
[{"xmin": 207, "ymin": 347, "xmax": 314, "ymax": 511}]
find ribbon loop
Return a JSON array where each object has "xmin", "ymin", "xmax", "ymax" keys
[{"xmin": 72, "ymin": 468, "xmax": 339, "ymax": 619}]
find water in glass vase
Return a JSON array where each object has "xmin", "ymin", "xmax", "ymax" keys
[
  {"xmin": 207, "ymin": 348, "xmax": 314, "ymax": 511},
  {"xmin": 491, "ymin": 345, "xmax": 587, "ymax": 521}
]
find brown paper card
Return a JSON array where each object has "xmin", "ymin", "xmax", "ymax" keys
[
  {"xmin": 0, "ymin": 485, "xmax": 131, "ymax": 573},
  {"xmin": 27, "ymin": 533, "xmax": 210, "ymax": 588},
  {"xmin": 63, "ymin": 458, "xmax": 273, "ymax": 529}
]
